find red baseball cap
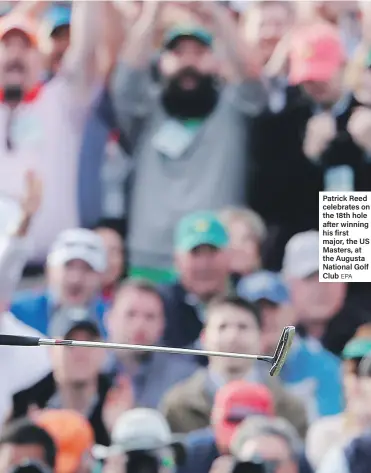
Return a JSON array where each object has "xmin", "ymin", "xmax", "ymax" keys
[
  {"xmin": 212, "ymin": 381, "xmax": 275, "ymax": 452},
  {"xmin": 289, "ymin": 22, "xmax": 346, "ymax": 85}
]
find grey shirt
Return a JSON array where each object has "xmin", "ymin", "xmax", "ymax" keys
[
  {"xmin": 106, "ymin": 351, "xmax": 198, "ymax": 409},
  {"xmin": 111, "ymin": 63, "xmax": 267, "ymax": 269}
]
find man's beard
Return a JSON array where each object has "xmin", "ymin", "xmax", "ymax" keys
[
  {"xmin": 3, "ymin": 60, "xmax": 27, "ymax": 102},
  {"xmin": 161, "ymin": 67, "xmax": 219, "ymax": 119}
]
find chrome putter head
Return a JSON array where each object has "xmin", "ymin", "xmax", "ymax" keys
[{"xmin": 269, "ymin": 326, "xmax": 295, "ymax": 376}]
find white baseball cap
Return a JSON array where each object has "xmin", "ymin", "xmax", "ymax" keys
[
  {"xmin": 47, "ymin": 228, "xmax": 107, "ymax": 273},
  {"xmin": 92, "ymin": 408, "xmax": 185, "ymax": 462},
  {"xmin": 282, "ymin": 230, "xmax": 319, "ymax": 279}
]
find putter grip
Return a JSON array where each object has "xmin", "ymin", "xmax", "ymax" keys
[{"xmin": 0, "ymin": 334, "xmax": 40, "ymax": 346}]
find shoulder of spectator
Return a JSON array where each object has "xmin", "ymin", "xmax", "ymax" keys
[
  {"xmin": 267, "ymin": 376, "xmax": 308, "ymax": 438},
  {"xmin": 160, "ymin": 368, "xmax": 206, "ymax": 407},
  {"xmin": 110, "ymin": 60, "xmax": 156, "ymax": 115},
  {"xmin": 11, "ymin": 371, "xmax": 54, "ymax": 416},
  {"xmin": 186, "ymin": 427, "xmax": 215, "ymax": 445},
  {"xmin": 304, "ymin": 337, "xmax": 341, "ymax": 367},
  {"xmin": 10, "ymin": 291, "xmax": 48, "ymax": 323},
  {"xmin": 11, "ymin": 289, "xmax": 47, "ymax": 307}
]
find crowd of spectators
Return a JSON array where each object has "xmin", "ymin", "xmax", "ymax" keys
[{"xmin": 2, "ymin": 2, "xmax": 371, "ymax": 473}]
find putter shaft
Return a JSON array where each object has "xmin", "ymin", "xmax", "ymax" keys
[{"xmin": 39, "ymin": 338, "xmax": 273, "ymax": 363}]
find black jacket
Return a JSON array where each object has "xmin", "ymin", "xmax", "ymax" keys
[
  {"xmin": 11, "ymin": 373, "xmax": 112, "ymax": 446},
  {"xmin": 249, "ymin": 89, "xmax": 371, "ymax": 270}
]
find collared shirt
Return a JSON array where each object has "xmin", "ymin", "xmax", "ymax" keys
[
  {"xmin": 105, "ymin": 350, "xmax": 197, "ymax": 409},
  {"xmin": 205, "ymin": 365, "xmax": 266, "ymax": 401}
]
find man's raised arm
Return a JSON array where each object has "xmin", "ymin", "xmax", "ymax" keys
[
  {"xmin": 110, "ymin": 2, "xmax": 163, "ymax": 139},
  {"xmin": 60, "ymin": 1, "xmax": 104, "ymax": 99}
]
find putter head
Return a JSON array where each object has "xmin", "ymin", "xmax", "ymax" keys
[{"xmin": 269, "ymin": 326, "xmax": 295, "ymax": 377}]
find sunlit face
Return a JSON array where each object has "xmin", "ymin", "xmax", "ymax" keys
[
  {"xmin": 160, "ymin": 38, "xmax": 216, "ymax": 89},
  {"xmin": 239, "ymin": 435, "xmax": 298, "ymax": 473},
  {"xmin": 0, "ymin": 444, "xmax": 48, "ymax": 473},
  {"xmin": 288, "ymin": 272, "xmax": 346, "ymax": 335},
  {"xmin": 226, "ymin": 219, "xmax": 261, "ymax": 276},
  {"xmin": 51, "ymin": 329, "xmax": 105, "ymax": 384},
  {"xmin": 48, "ymin": 259, "xmax": 102, "ymax": 306},
  {"xmin": 0, "ymin": 30, "xmax": 40, "ymax": 90},
  {"xmin": 107, "ymin": 287, "xmax": 165, "ymax": 346},
  {"xmin": 301, "ymin": 69, "xmax": 344, "ymax": 105},
  {"xmin": 176, "ymin": 245, "xmax": 229, "ymax": 301},
  {"xmin": 203, "ymin": 304, "xmax": 261, "ymax": 373},
  {"xmin": 95, "ymin": 228, "xmax": 124, "ymax": 289}
]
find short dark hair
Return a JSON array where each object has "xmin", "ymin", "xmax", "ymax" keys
[
  {"xmin": 114, "ymin": 278, "xmax": 164, "ymax": 306},
  {"xmin": 0, "ymin": 418, "xmax": 56, "ymax": 469},
  {"xmin": 206, "ymin": 294, "xmax": 261, "ymax": 327}
]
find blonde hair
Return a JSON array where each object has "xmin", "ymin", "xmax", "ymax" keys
[{"xmin": 219, "ymin": 207, "xmax": 267, "ymax": 245}]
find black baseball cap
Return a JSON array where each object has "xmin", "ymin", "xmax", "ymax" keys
[{"xmin": 49, "ymin": 307, "xmax": 101, "ymax": 339}]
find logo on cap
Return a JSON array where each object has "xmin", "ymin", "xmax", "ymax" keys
[{"xmin": 194, "ymin": 220, "xmax": 209, "ymax": 233}]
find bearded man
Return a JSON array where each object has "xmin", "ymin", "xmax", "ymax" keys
[{"xmin": 110, "ymin": 1, "xmax": 267, "ymax": 278}]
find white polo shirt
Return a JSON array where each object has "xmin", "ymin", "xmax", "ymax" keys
[
  {"xmin": 0, "ymin": 75, "xmax": 89, "ymax": 263},
  {"xmin": 0, "ymin": 311, "xmax": 51, "ymax": 426}
]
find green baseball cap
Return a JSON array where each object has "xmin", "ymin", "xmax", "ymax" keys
[
  {"xmin": 342, "ymin": 338, "xmax": 371, "ymax": 359},
  {"xmin": 175, "ymin": 211, "xmax": 229, "ymax": 252},
  {"xmin": 163, "ymin": 26, "xmax": 213, "ymax": 50}
]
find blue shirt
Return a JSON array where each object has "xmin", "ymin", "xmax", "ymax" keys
[
  {"xmin": 279, "ymin": 337, "xmax": 344, "ymax": 420},
  {"xmin": 10, "ymin": 291, "xmax": 108, "ymax": 337}
]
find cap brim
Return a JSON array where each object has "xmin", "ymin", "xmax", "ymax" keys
[
  {"xmin": 92, "ymin": 440, "xmax": 186, "ymax": 465},
  {"xmin": 65, "ymin": 321, "xmax": 100, "ymax": 338},
  {"xmin": 50, "ymin": 21, "xmax": 70, "ymax": 35},
  {"xmin": 283, "ymin": 261, "xmax": 319, "ymax": 279},
  {"xmin": 0, "ymin": 25, "xmax": 38, "ymax": 47},
  {"xmin": 166, "ymin": 34, "xmax": 211, "ymax": 50},
  {"xmin": 289, "ymin": 61, "xmax": 340, "ymax": 85},
  {"xmin": 179, "ymin": 237, "xmax": 226, "ymax": 252},
  {"xmin": 256, "ymin": 295, "xmax": 288, "ymax": 305}
]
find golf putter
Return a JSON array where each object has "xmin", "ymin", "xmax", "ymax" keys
[
  {"xmin": 268, "ymin": 325, "xmax": 295, "ymax": 376},
  {"xmin": 0, "ymin": 326, "xmax": 295, "ymax": 376}
]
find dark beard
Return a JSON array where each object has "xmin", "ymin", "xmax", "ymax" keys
[
  {"xmin": 161, "ymin": 68, "xmax": 219, "ymax": 119},
  {"xmin": 3, "ymin": 84, "xmax": 24, "ymax": 102}
]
